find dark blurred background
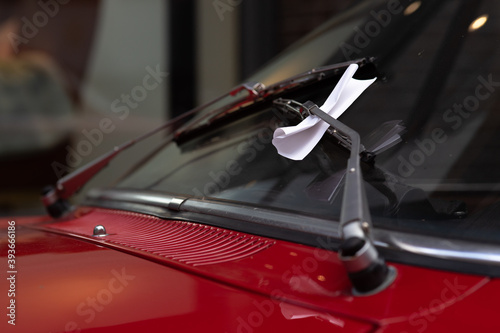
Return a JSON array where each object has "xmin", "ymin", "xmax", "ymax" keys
[{"xmin": 0, "ymin": 0, "xmax": 356, "ymax": 216}]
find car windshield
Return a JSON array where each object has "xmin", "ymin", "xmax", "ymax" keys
[{"xmin": 110, "ymin": 0, "xmax": 500, "ymax": 245}]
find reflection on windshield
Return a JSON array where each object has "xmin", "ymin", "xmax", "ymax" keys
[{"xmin": 116, "ymin": 0, "xmax": 500, "ymax": 244}]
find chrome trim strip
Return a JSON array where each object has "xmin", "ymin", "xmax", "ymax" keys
[
  {"xmin": 168, "ymin": 197, "xmax": 186, "ymax": 211},
  {"xmin": 87, "ymin": 189, "xmax": 183, "ymax": 207},
  {"xmin": 86, "ymin": 188, "xmax": 341, "ymax": 239},
  {"xmin": 182, "ymin": 198, "xmax": 341, "ymax": 238},
  {"xmin": 85, "ymin": 188, "xmax": 500, "ymax": 268},
  {"xmin": 374, "ymin": 231, "xmax": 500, "ymax": 265}
]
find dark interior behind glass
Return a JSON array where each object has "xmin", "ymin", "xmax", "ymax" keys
[{"xmin": 115, "ymin": 0, "xmax": 500, "ymax": 245}]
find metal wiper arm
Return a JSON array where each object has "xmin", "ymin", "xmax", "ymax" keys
[
  {"xmin": 41, "ymin": 105, "xmax": 205, "ymax": 218},
  {"xmin": 301, "ymin": 101, "xmax": 370, "ymax": 226},
  {"xmin": 302, "ymin": 101, "xmax": 396, "ymax": 295}
]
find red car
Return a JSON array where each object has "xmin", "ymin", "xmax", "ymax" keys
[{"xmin": 3, "ymin": 0, "xmax": 500, "ymax": 332}]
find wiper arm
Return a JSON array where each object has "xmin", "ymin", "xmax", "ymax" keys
[
  {"xmin": 41, "ymin": 107, "xmax": 203, "ymax": 218},
  {"xmin": 300, "ymin": 101, "xmax": 397, "ymax": 295}
]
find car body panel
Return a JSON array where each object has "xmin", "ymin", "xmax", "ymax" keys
[
  {"xmin": 375, "ymin": 280, "xmax": 500, "ymax": 332},
  {"xmin": 1, "ymin": 218, "xmax": 373, "ymax": 333},
  {"xmin": 2, "ymin": 208, "xmax": 496, "ymax": 332}
]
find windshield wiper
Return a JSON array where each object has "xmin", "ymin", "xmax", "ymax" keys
[
  {"xmin": 296, "ymin": 101, "xmax": 397, "ymax": 295},
  {"xmin": 42, "ymin": 59, "xmax": 374, "ymax": 218},
  {"xmin": 175, "ymin": 58, "xmax": 377, "ymax": 142},
  {"xmin": 41, "ymin": 106, "xmax": 204, "ymax": 218}
]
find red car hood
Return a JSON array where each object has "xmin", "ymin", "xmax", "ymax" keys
[{"xmin": 1, "ymin": 208, "xmax": 499, "ymax": 332}]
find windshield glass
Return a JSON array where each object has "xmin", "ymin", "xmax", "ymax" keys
[{"xmin": 112, "ymin": 0, "xmax": 500, "ymax": 245}]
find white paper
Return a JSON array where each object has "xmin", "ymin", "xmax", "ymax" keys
[{"xmin": 272, "ymin": 64, "xmax": 376, "ymax": 160}]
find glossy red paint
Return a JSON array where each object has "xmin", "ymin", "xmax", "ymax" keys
[
  {"xmin": 1, "ymin": 221, "xmax": 372, "ymax": 333},
  {"xmin": 1, "ymin": 208, "xmax": 498, "ymax": 332}
]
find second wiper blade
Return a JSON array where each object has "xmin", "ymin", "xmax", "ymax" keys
[{"xmin": 175, "ymin": 58, "xmax": 376, "ymax": 141}]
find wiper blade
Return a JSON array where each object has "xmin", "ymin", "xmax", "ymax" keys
[
  {"xmin": 175, "ymin": 58, "xmax": 376, "ymax": 140},
  {"xmin": 265, "ymin": 57, "xmax": 376, "ymax": 95},
  {"xmin": 173, "ymin": 82, "xmax": 266, "ymax": 140},
  {"xmin": 175, "ymin": 81, "xmax": 266, "ymax": 134}
]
